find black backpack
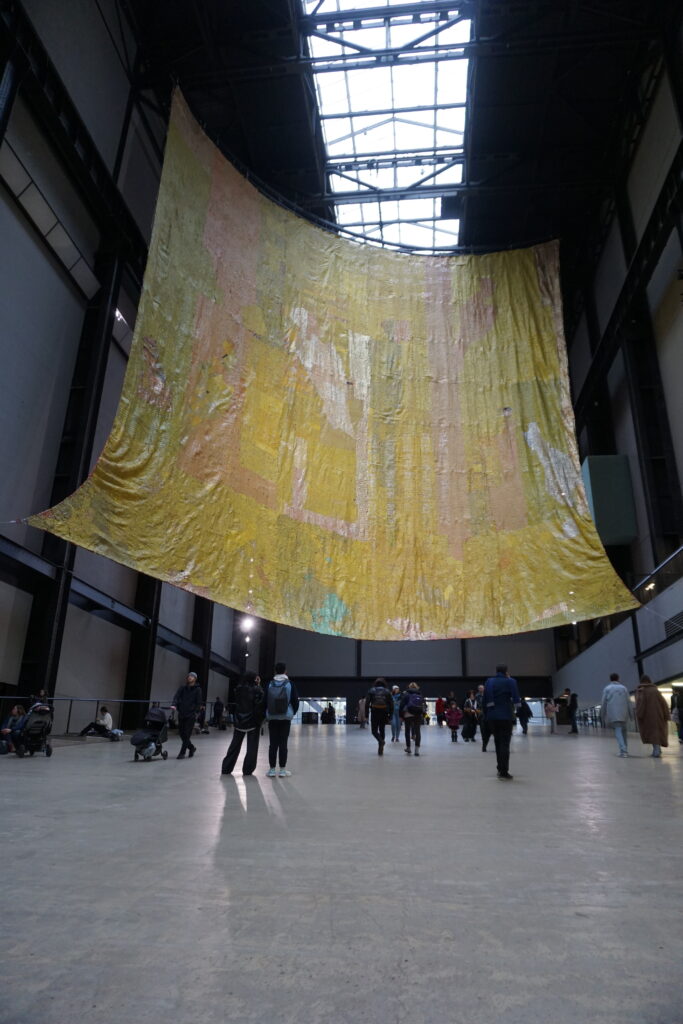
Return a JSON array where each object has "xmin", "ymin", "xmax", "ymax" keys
[{"xmin": 370, "ymin": 686, "xmax": 390, "ymax": 710}]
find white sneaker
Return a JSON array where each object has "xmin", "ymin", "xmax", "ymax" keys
[
  {"xmin": 266, "ymin": 768, "xmax": 277, "ymax": 777},
  {"xmin": 278, "ymin": 769, "xmax": 292, "ymax": 777}
]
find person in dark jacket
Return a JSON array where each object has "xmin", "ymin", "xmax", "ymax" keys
[
  {"xmin": 474, "ymin": 684, "xmax": 491, "ymax": 751},
  {"xmin": 221, "ymin": 672, "xmax": 265, "ymax": 775},
  {"xmin": 567, "ymin": 692, "xmax": 579, "ymax": 734},
  {"xmin": 171, "ymin": 672, "xmax": 202, "ymax": 759},
  {"xmin": 517, "ymin": 698, "xmax": 533, "ymax": 735},
  {"xmin": 1, "ymin": 705, "xmax": 27, "ymax": 752},
  {"xmin": 366, "ymin": 677, "xmax": 394, "ymax": 755},
  {"xmin": 212, "ymin": 697, "xmax": 224, "ymax": 728},
  {"xmin": 400, "ymin": 682, "xmax": 425, "ymax": 756},
  {"xmin": 483, "ymin": 664, "xmax": 520, "ymax": 780}
]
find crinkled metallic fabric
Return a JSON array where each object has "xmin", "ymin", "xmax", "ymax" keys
[{"xmin": 28, "ymin": 93, "xmax": 638, "ymax": 639}]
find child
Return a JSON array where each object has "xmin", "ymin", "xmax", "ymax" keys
[{"xmin": 445, "ymin": 701, "xmax": 463, "ymax": 742}]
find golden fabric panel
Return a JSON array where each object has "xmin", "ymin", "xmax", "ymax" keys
[{"xmin": 28, "ymin": 94, "xmax": 638, "ymax": 639}]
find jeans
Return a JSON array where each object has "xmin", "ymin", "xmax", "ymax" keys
[
  {"xmin": 613, "ymin": 723, "xmax": 628, "ymax": 754},
  {"xmin": 652, "ymin": 743, "xmax": 662, "ymax": 757},
  {"xmin": 404, "ymin": 718, "xmax": 421, "ymax": 750},
  {"xmin": 391, "ymin": 713, "xmax": 401, "ymax": 740},
  {"xmin": 370, "ymin": 711, "xmax": 388, "ymax": 747},
  {"xmin": 268, "ymin": 719, "xmax": 291, "ymax": 768},
  {"xmin": 222, "ymin": 728, "xmax": 260, "ymax": 774},
  {"xmin": 490, "ymin": 719, "xmax": 513, "ymax": 775}
]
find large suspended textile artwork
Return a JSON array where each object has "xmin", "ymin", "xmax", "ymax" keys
[{"xmin": 27, "ymin": 93, "xmax": 638, "ymax": 640}]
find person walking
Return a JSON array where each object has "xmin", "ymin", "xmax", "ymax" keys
[
  {"xmin": 390, "ymin": 685, "xmax": 402, "ymax": 742},
  {"xmin": 357, "ymin": 696, "xmax": 367, "ymax": 729},
  {"xmin": 544, "ymin": 697, "xmax": 558, "ymax": 733},
  {"xmin": 483, "ymin": 664, "xmax": 521, "ymax": 780},
  {"xmin": 221, "ymin": 672, "xmax": 265, "ymax": 776},
  {"xmin": 366, "ymin": 677, "xmax": 393, "ymax": 755},
  {"xmin": 444, "ymin": 701, "xmax": 462, "ymax": 741},
  {"xmin": 671, "ymin": 688, "xmax": 683, "ymax": 745},
  {"xmin": 171, "ymin": 672, "xmax": 202, "ymax": 759},
  {"xmin": 212, "ymin": 696, "xmax": 224, "ymax": 728},
  {"xmin": 517, "ymin": 698, "xmax": 533, "ymax": 735},
  {"xmin": 600, "ymin": 672, "xmax": 633, "ymax": 757},
  {"xmin": 400, "ymin": 682, "xmax": 425, "ymax": 756},
  {"xmin": 435, "ymin": 696, "xmax": 446, "ymax": 727},
  {"xmin": 264, "ymin": 662, "xmax": 299, "ymax": 777},
  {"xmin": 462, "ymin": 689, "xmax": 478, "ymax": 743},
  {"xmin": 635, "ymin": 675, "xmax": 670, "ymax": 758},
  {"xmin": 567, "ymin": 692, "xmax": 579, "ymax": 734},
  {"xmin": 474, "ymin": 683, "xmax": 491, "ymax": 751}
]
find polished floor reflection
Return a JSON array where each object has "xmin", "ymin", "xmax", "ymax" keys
[{"xmin": 2, "ymin": 724, "xmax": 682, "ymax": 1024}]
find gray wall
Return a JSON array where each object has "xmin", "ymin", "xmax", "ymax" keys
[{"xmin": 53, "ymin": 605, "xmax": 131, "ymax": 733}]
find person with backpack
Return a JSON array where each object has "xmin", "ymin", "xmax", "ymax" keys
[
  {"xmin": 366, "ymin": 677, "xmax": 394, "ymax": 755},
  {"xmin": 400, "ymin": 682, "xmax": 425, "ymax": 756},
  {"xmin": 221, "ymin": 672, "xmax": 265, "ymax": 776},
  {"xmin": 264, "ymin": 662, "xmax": 299, "ymax": 777}
]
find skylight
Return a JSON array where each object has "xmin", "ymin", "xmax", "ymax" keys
[{"xmin": 300, "ymin": 0, "xmax": 471, "ymax": 252}]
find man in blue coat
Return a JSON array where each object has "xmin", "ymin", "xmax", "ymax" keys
[{"xmin": 483, "ymin": 664, "xmax": 521, "ymax": 780}]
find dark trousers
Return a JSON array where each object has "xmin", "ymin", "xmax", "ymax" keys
[
  {"xmin": 490, "ymin": 720, "xmax": 513, "ymax": 774},
  {"xmin": 404, "ymin": 717, "xmax": 421, "ymax": 749},
  {"xmin": 178, "ymin": 716, "xmax": 196, "ymax": 755},
  {"xmin": 370, "ymin": 710, "xmax": 388, "ymax": 746},
  {"xmin": 480, "ymin": 719, "xmax": 491, "ymax": 750},
  {"xmin": 222, "ymin": 728, "xmax": 259, "ymax": 775},
  {"xmin": 450, "ymin": 727, "xmax": 459, "ymax": 742},
  {"xmin": 80, "ymin": 722, "xmax": 110, "ymax": 738},
  {"xmin": 268, "ymin": 719, "xmax": 291, "ymax": 768}
]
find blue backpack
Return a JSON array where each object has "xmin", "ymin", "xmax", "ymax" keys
[{"xmin": 405, "ymin": 692, "xmax": 424, "ymax": 716}]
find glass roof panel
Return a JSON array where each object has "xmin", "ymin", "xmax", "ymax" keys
[{"xmin": 302, "ymin": 1, "xmax": 471, "ymax": 251}]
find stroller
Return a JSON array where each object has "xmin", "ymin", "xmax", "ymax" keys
[
  {"xmin": 131, "ymin": 707, "xmax": 169, "ymax": 762},
  {"xmin": 16, "ymin": 704, "xmax": 53, "ymax": 758}
]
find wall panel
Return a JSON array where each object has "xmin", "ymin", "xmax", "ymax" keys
[
  {"xmin": 53, "ymin": 604, "xmax": 130, "ymax": 733},
  {"xmin": 628, "ymin": 73, "xmax": 681, "ymax": 242},
  {"xmin": 276, "ymin": 626, "xmax": 356, "ymax": 677},
  {"xmin": 0, "ymin": 582, "xmax": 32, "ymax": 687},
  {"xmin": 0, "ymin": 193, "xmax": 85, "ymax": 550}
]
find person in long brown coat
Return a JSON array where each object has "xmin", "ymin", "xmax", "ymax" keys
[{"xmin": 635, "ymin": 675, "xmax": 670, "ymax": 758}]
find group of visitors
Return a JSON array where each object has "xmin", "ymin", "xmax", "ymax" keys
[
  {"xmin": 542, "ymin": 689, "xmax": 579, "ymax": 734},
  {"xmin": 359, "ymin": 667, "xmax": 521, "ymax": 778},
  {"xmin": 218, "ymin": 663, "xmax": 299, "ymax": 778}
]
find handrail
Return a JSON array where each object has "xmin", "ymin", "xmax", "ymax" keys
[{"xmin": 633, "ymin": 542, "xmax": 683, "ymax": 591}]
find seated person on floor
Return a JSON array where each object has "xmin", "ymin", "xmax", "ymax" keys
[{"xmin": 79, "ymin": 705, "xmax": 113, "ymax": 738}]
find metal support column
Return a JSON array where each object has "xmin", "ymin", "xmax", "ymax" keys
[
  {"xmin": 257, "ymin": 619, "xmax": 277, "ymax": 686},
  {"xmin": 190, "ymin": 596, "xmax": 213, "ymax": 701},
  {"xmin": 121, "ymin": 574, "xmax": 161, "ymax": 729}
]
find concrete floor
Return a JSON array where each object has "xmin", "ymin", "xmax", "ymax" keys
[{"xmin": 1, "ymin": 724, "xmax": 682, "ymax": 1024}]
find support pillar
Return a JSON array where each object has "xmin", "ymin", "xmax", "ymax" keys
[
  {"xmin": 190, "ymin": 596, "xmax": 213, "ymax": 701},
  {"xmin": 121, "ymin": 575, "xmax": 161, "ymax": 729}
]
